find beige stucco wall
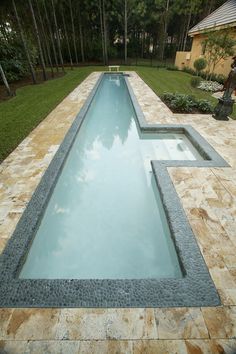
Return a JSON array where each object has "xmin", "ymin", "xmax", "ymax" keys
[{"xmin": 175, "ymin": 30, "xmax": 236, "ymax": 77}]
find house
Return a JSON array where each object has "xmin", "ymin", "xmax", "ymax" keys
[{"xmin": 175, "ymin": 0, "xmax": 236, "ymax": 77}]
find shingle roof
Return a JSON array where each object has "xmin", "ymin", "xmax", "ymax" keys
[{"xmin": 189, "ymin": 0, "xmax": 236, "ymax": 35}]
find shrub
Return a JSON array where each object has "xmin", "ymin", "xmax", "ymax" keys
[
  {"xmin": 210, "ymin": 73, "xmax": 226, "ymax": 85},
  {"xmin": 197, "ymin": 99, "xmax": 214, "ymax": 113},
  {"xmin": 161, "ymin": 92, "xmax": 213, "ymax": 114},
  {"xmin": 170, "ymin": 94, "xmax": 197, "ymax": 112},
  {"xmin": 162, "ymin": 92, "xmax": 175, "ymax": 101},
  {"xmin": 193, "ymin": 58, "xmax": 207, "ymax": 74},
  {"xmin": 182, "ymin": 66, "xmax": 197, "ymax": 76},
  {"xmin": 0, "ymin": 34, "xmax": 37, "ymax": 83},
  {"xmin": 198, "ymin": 80, "xmax": 223, "ymax": 92},
  {"xmin": 162, "ymin": 93, "xmax": 196, "ymax": 113},
  {"xmin": 190, "ymin": 76, "xmax": 201, "ymax": 88},
  {"xmin": 166, "ymin": 65, "xmax": 179, "ymax": 71}
]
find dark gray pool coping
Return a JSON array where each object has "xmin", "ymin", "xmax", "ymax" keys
[{"xmin": 0, "ymin": 72, "xmax": 229, "ymax": 308}]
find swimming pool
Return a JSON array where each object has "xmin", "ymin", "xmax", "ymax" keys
[
  {"xmin": 20, "ymin": 74, "xmax": 202, "ymax": 280},
  {"xmin": 0, "ymin": 72, "xmax": 228, "ymax": 307}
]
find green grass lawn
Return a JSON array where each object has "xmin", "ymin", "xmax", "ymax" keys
[{"xmin": 0, "ymin": 66, "xmax": 234, "ymax": 162}]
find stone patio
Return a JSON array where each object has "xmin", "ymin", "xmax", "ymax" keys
[{"xmin": 0, "ymin": 72, "xmax": 236, "ymax": 353}]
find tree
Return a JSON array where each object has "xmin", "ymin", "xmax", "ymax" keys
[
  {"xmin": 12, "ymin": 0, "xmax": 37, "ymax": 84},
  {"xmin": 69, "ymin": 0, "xmax": 78, "ymax": 65},
  {"xmin": 28, "ymin": 0, "xmax": 47, "ymax": 81},
  {"xmin": 102, "ymin": 0, "xmax": 108, "ymax": 64},
  {"xmin": 99, "ymin": 0, "xmax": 105, "ymax": 63},
  {"xmin": 202, "ymin": 29, "xmax": 236, "ymax": 79},
  {"xmin": 78, "ymin": 2, "xmax": 85, "ymax": 62},
  {"xmin": 51, "ymin": 0, "xmax": 65, "ymax": 72},
  {"xmin": 124, "ymin": 0, "xmax": 127, "ymax": 63},
  {"xmin": 0, "ymin": 64, "xmax": 14, "ymax": 96},
  {"xmin": 61, "ymin": 7, "xmax": 73, "ymax": 69},
  {"xmin": 36, "ymin": 0, "xmax": 54, "ymax": 77},
  {"xmin": 194, "ymin": 57, "xmax": 207, "ymax": 75},
  {"xmin": 43, "ymin": 0, "xmax": 59, "ymax": 72}
]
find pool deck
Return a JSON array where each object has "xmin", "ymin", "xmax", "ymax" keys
[{"xmin": 0, "ymin": 72, "xmax": 236, "ymax": 353}]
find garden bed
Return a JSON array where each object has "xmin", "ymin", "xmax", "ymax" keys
[{"xmin": 161, "ymin": 92, "xmax": 214, "ymax": 114}]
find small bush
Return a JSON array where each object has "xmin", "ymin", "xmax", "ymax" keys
[
  {"xmin": 162, "ymin": 92, "xmax": 196, "ymax": 113},
  {"xmin": 190, "ymin": 76, "xmax": 201, "ymax": 88},
  {"xmin": 182, "ymin": 66, "xmax": 197, "ymax": 76},
  {"xmin": 194, "ymin": 58, "xmax": 207, "ymax": 73},
  {"xmin": 210, "ymin": 73, "xmax": 226, "ymax": 84},
  {"xmin": 162, "ymin": 92, "xmax": 175, "ymax": 101},
  {"xmin": 215, "ymin": 74, "xmax": 226, "ymax": 84},
  {"xmin": 197, "ymin": 99, "xmax": 214, "ymax": 113},
  {"xmin": 161, "ymin": 92, "xmax": 213, "ymax": 114},
  {"xmin": 181, "ymin": 66, "xmax": 226, "ymax": 85}
]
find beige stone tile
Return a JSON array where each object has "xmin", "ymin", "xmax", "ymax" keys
[
  {"xmin": 133, "ymin": 339, "xmax": 236, "ymax": 354},
  {"xmin": 0, "ymin": 237, "xmax": 7, "ymax": 253},
  {"xmin": 210, "ymin": 339, "xmax": 236, "ymax": 354},
  {"xmin": 185, "ymin": 339, "xmax": 236, "ymax": 354},
  {"xmin": 209, "ymin": 268, "xmax": 236, "ymax": 289},
  {"xmin": 189, "ymin": 218, "xmax": 235, "ymax": 256},
  {"xmin": 155, "ymin": 308, "xmax": 209, "ymax": 339},
  {"xmin": 78, "ymin": 340, "xmax": 133, "ymax": 354},
  {"xmin": 202, "ymin": 307, "xmax": 236, "ymax": 339},
  {"xmin": 224, "ymin": 255, "xmax": 236, "ymax": 269},
  {"xmin": 0, "ymin": 309, "xmax": 13, "ymax": 339},
  {"xmin": 218, "ymin": 288, "xmax": 236, "ymax": 306},
  {"xmin": 0, "ymin": 340, "xmax": 133, "ymax": 354},
  {"xmin": 133, "ymin": 339, "xmax": 187, "ymax": 354},
  {"xmin": 0, "ymin": 340, "xmax": 28, "ymax": 354},
  {"xmin": 4, "ymin": 309, "xmax": 60, "ymax": 340},
  {"xmin": 56, "ymin": 309, "xmax": 157, "ymax": 340},
  {"xmin": 184, "ymin": 340, "xmax": 215, "ymax": 354},
  {"xmin": 211, "ymin": 168, "xmax": 236, "ymax": 198},
  {"xmin": 229, "ymin": 269, "xmax": 236, "ymax": 283}
]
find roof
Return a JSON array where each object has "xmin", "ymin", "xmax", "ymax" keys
[{"xmin": 189, "ymin": 0, "xmax": 236, "ymax": 35}]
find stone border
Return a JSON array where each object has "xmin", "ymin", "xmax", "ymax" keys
[{"xmin": 0, "ymin": 73, "xmax": 229, "ymax": 308}]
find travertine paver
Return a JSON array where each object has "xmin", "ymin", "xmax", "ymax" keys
[{"xmin": 0, "ymin": 71, "xmax": 236, "ymax": 353}]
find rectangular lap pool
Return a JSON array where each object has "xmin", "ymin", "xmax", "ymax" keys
[
  {"xmin": 20, "ymin": 74, "xmax": 201, "ymax": 279},
  {"xmin": 0, "ymin": 72, "xmax": 228, "ymax": 307}
]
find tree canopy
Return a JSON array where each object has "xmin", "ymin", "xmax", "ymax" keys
[{"xmin": 0, "ymin": 0, "xmax": 225, "ymax": 83}]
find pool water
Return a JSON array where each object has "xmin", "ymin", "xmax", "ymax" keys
[{"xmin": 20, "ymin": 74, "xmax": 201, "ymax": 279}]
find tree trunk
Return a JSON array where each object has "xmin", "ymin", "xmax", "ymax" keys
[
  {"xmin": 51, "ymin": 0, "xmax": 64, "ymax": 72},
  {"xmin": 78, "ymin": 6, "xmax": 85, "ymax": 63},
  {"xmin": 28, "ymin": 0, "xmax": 47, "ymax": 81},
  {"xmin": 102, "ymin": 0, "xmax": 108, "ymax": 65},
  {"xmin": 61, "ymin": 9, "xmax": 73, "ymax": 69},
  {"xmin": 43, "ymin": 0, "xmax": 59, "ymax": 73},
  {"xmin": 179, "ymin": 20, "xmax": 186, "ymax": 51},
  {"xmin": 124, "ymin": 0, "xmax": 127, "ymax": 64},
  {"xmin": 12, "ymin": 0, "xmax": 37, "ymax": 84},
  {"xmin": 141, "ymin": 31, "xmax": 144, "ymax": 58},
  {"xmin": 160, "ymin": 0, "xmax": 169, "ymax": 60},
  {"xmin": 69, "ymin": 0, "xmax": 78, "ymax": 65},
  {"xmin": 36, "ymin": 0, "xmax": 54, "ymax": 77},
  {"xmin": 99, "ymin": 0, "xmax": 105, "ymax": 64},
  {"xmin": 182, "ymin": 10, "xmax": 192, "ymax": 51},
  {"xmin": 0, "ymin": 64, "xmax": 14, "ymax": 96}
]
